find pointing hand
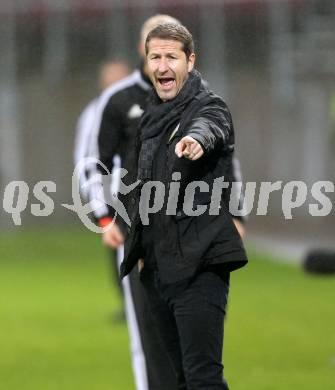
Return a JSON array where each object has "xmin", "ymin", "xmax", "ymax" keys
[{"xmin": 175, "ymin": 136, "xmax": 204, "ymax": 161}]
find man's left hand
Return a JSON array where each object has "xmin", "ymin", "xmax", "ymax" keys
[{"xmin": 175, "ymin": 136, "xmax": 204, "ymax": 161}]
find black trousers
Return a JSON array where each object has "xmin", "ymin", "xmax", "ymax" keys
[
  {"xmin": 140, "ymin": 268, "xmax": 230, "ymax": 390},
  {"xmin": 128, "ymin": 266, "xmax": 178, "ymax": 389}
]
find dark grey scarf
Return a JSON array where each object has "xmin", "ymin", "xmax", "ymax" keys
[{"xmin": 137, "ymin": 70, "xmax": 202, "ymax": 181}]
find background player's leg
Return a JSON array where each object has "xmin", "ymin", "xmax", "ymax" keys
[{"xmin": 118, "ymin": 247, "xmax": 149, "ymax": 390}]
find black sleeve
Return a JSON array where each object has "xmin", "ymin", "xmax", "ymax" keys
[
  {"xmin": 97, "ymin": 98, "xmax": 125, "ymax": 174},
  {"xmin": 186, "ymin": 99, "xmax": 234, "ymax": 155},
  {"xmin": 89, "ymin": 97, "xmax": 125, "ymax": 222},
  {"xmin": 186, "ymin": 99, "xmax": 246, "ymax": 223}
]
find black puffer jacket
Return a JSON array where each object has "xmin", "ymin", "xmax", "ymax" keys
[{"xmin": 120, "ymin": 85, "xmax": 247, "ymax": 284}]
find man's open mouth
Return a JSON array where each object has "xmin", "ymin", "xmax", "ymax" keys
[{"xmin": 158, "ymin": 77, "xmax": 175, "ymax": 90}]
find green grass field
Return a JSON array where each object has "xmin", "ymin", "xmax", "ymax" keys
[{"xmin": 0, "ymin": 227, "xmax": 334, "ymax": 389}]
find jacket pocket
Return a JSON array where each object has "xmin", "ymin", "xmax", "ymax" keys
[{"xmin": 172, "ymin": 211, "xmax": 195, "ymax": 259}]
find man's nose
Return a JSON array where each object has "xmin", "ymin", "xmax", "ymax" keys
[{"xmin": 157, "ymin": 58, "xmax": 169, "ymax": 73}]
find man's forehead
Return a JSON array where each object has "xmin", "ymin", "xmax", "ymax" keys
[{"xmin": 147, "ymin": 38, "xmax": 184, "ymax": 52}]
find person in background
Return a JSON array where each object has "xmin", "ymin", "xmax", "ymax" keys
[
  {"xmin": 74, "ymin": 59, "xmax": 130, "ymax": 200},
  {"xmin": 74, "ymin": 59, "xmax": 130, "ymax": 321}
]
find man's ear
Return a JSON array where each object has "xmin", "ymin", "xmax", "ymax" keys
[{"xmin": 187, "ymin": 53, "xmax": 196, "ymax": 72}]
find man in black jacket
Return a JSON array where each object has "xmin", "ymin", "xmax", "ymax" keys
[{"xmin": 120, "ymin": 23, "xmax": 248, "ymax": 390}]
